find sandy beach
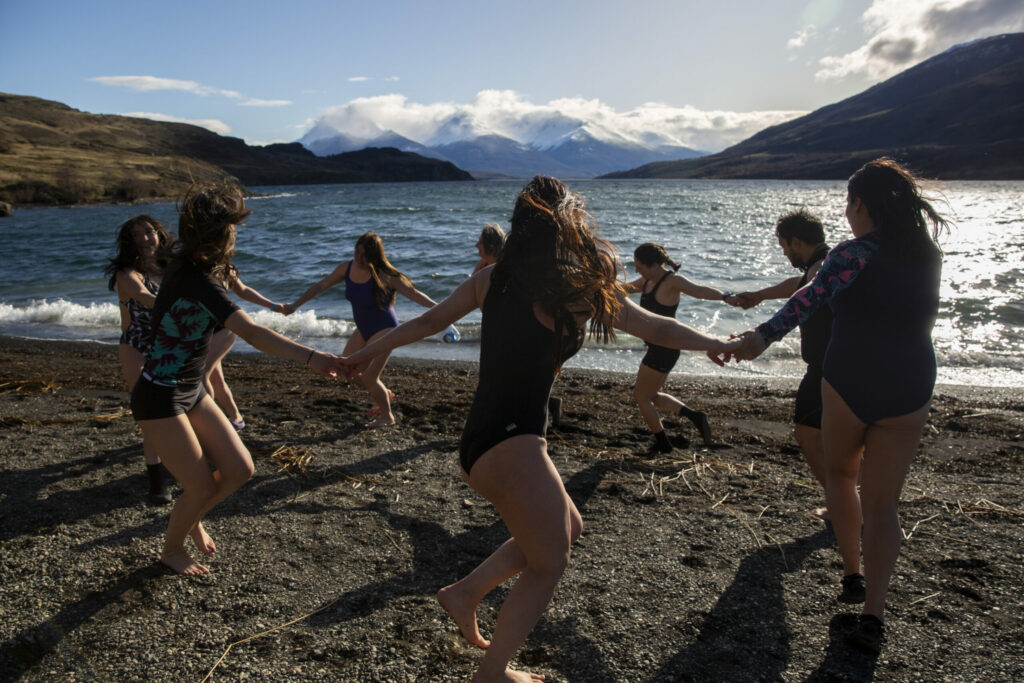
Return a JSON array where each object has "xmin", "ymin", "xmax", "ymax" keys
[{"xmin": 1, "ymin": 334, "xmax": 1021, "ymax": 682}]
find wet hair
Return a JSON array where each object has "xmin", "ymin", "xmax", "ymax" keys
[
  {"xmin": 479, "ymin": 223, "xmax": 506, "ymax": 258},
  {"xmin": 633, "ymin": 242, "xmax": 680, "ymax": 272},
  {"xmin": 775, "ymin": 209, "xmax": 825, "ymax": 245},
  {"xmin": 492, "ymin": 176, "xmax": 624, "ymax": 368},
  {"xmin": 176, "ymin": 183, "xmax": 251, "ymax": 278},
  {"xmin": 355, "ymin": 231, "xmax": 411, "ymax": 309},
  {"xmin": 104, "ymin": 214, "xmax": 172, "ymax": 291},
  {"xmin": 847, "ymin": 158, "xmax": 947, "ymax": 263}
]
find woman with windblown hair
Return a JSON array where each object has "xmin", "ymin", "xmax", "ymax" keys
[
  {"xmin": 131, "ymin": 183, "xmax": 340, "ymax": 576},
  {"xmin": 342, "ymin": 176, "xmax": 742, "ymax": 682}
]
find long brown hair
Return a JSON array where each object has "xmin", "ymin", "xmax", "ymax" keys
[
  {"xmin": 847, "ymin": 158, "xmax": 948, "ymax": 263},
  {"xmin": 104, "ymin": 215, "xmax": 172, "ymax": 291},
  {"xmin": 633, "ymin": 242, "xmax": 680, "ymax": 272},
  {"xmin": 492, "ymin": 176, "xmax": 624, "ymax": 365},
  {"xmin": 176, "ymin": 183, "xmax": 251, "ymax": 278},
  {"xmin": 355, "ymin": 231, "xmax": 411, "ymax": 309}
]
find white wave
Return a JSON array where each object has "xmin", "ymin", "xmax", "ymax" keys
[
  {"xmin": 246, "ymin": 308, "xmax": 354, "ymax": 338},
  {"xmin": 0, "ymin": 300, "xmax": 120, "ymax": 328}
]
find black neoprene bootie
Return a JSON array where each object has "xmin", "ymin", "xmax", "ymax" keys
[
  {"xmin": 679, "ymin": 405, "xmax": 713, "ymax": 446},
  {"xmin": 646, "ymin": 430, "xmax": 674, "ymax": 455},
  {"xmin": 147, "ymin": 464, "xmax": 171, "ymax": 506}
]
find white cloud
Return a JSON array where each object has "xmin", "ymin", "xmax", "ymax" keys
[
  {"xmin": 787, "ymin": 26, "xmax": 817, "ymax": 49},
  {"xmin": 304, "ymin": 91, "xmax": 805, "ymax": 153},
  {"xmin": 89, "ymin": 75, "xmax": 242, "ymax": 99},
  {"xmin": 120, "ymin": 112, "xmax": 232, "ymax": 135},
  {"xmin": 816, "ymin": 0, "xmax": 1024, "ymax": 81},
  {"xmin": 239, "ymin": 98, "xmax": 292, "ymax": 107},
  {"xmin": 348, "ymin": 76, "xmax": 370, "ymax": 82}
]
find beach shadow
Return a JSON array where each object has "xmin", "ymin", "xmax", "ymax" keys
[
  {"xmin": 806, "ymin": 613, "xmax": 879, "ymax": 682},
  {"xmin": 647, "ymin": 528, "xmax": 833, "ymax": 682},
  {"xmin": 299, "ymin": 460, "xmax": 618, "ymax": 680},
  {"xmin": 0, "ymin": 443, "xmax": 153, "ymax": 543},
  {"xmin": 0, "ymin": 563, "xmax": 173, "ymax": 679}
]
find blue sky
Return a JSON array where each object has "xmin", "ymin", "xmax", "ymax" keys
[{"xmin": 2, "ymin": 0, "xmax": 1022, "ymax": 149}]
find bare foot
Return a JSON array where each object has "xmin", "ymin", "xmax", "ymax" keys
[
  {"xmin": 366, "ymin": 391, "xmax": 397, "ymax": 418},
  {"xmin": 812, "ymin": 507, "xmax": 830, "ymax": 521},
  {"xmin": 364, "ymin": 416, "xmax": 396, "ymax": 430},
  {"xmin": 471, "ymin": 668, "xmax": 544, "ymax": 682},
  {"xmin": 437, "ymin": 584, "xmax": 490, "ymax": 649},
  {"xmin": 160, "ymin": 550, "xmax": 209, "ymax": 576},
  {"xmin": 190, "ymin": 522, "xmax": 216, "ymax": 557}
]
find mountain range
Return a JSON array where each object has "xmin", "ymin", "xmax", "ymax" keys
[
  {"xmin": 601, "ymin": 33, "xmax": 1024, "ymax": 180},
  {"xmin": 302, "ymin": 114, "xmax": 704, "ymax": 179},
  {"xmin": 0, "ymin": 94, "xmax": 471, "ymax": 205}
]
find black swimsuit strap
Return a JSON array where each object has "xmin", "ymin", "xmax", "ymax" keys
[{"xmin": 647, "ymin": 270, "xmax": 673, "ymax": 296}]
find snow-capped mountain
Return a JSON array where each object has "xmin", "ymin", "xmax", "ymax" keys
[{"xmin": 299, "ymin": 111, "xmax": 705, "ymax": 177}]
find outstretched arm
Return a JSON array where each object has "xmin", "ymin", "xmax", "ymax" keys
[
  {"xmin": 230, "ymin": 274, "xmax": 284, "ymax": 313},
  {"xmin": 622, "ymin": 275, "xmax": 645, "ymax": 294},
  {"xmin": 727, "ymin": 275, "xmax": 801, "ymax": 309},
  {"xmin": 284, "ymin": 260, "xmax": 349, "ymax": 314},
  {"xmin": 344, "ymin": 268, "xmax": 487, "ymax": 373},
  {"xmin": 390, "ymin": 274, "xmax": 438, "ymax": 309},
  {"xmin": 116, "ymin": 270, "xmax": 157, "ymax": 308},
  {"xmin": 671, "ymin": 273, "xmax": 727, "ymax": 301},
  {"xmin": 612, "ymin": 295, "xmax": 741, "ymax": 362},
  {"xmin": 224, "ymin": 309, "xmax": 339, "ymax": 377}
]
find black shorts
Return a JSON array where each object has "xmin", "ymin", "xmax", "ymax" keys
[
  {"xmin": 794, "ymin": 366, "xmax": 823, "ymax": 429},
  {"xmin": 641, "ymin": 344, "xmax": 680, "ymax": 375},
  {"xmin": 130, "ymin": 375, "xmax": 208, "ymax": 421}
]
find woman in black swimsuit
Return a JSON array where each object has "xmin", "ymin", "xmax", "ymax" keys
[
  {"xmin": 131, "ymin": 183, "xmax": 341, "ymax": 576},
  {"xmin": 105, "ymin": 215, "xmax": 173, "ymax": 505},
  {"xmin": 625, "ymin": 243, "xmax": 728, "ymax": 453},
  {"xmin": 342, "ymin": 177, "xmax": 741, "ymax": 682}
]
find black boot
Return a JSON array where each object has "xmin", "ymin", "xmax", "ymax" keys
[
  {"xmin": 646, "ymin": 430, "xmax": 674, "ymax": 456},
  {"xmin": 679, "ymin": 405, "xmax": 713, "ymax": 446},
  {"xmin": 147, "ymin": 463, "xmax": 171, "ymax": 505}
]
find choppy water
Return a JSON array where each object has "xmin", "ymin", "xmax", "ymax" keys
[{"xmin": 1, "ymin": 179, "xmax": 1021, "ymax": 387}]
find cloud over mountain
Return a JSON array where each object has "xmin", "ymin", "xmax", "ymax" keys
[
  {"xmin": 816, "ymin": 0, "xmax": 1024, "ymax": 81},
  {"xmin": 304, "ymin": 90, "xmax": 803, "ymax": 152}
]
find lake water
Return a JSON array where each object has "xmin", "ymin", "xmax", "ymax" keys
[{"xmin": 1, "ymin": 179, "xmax": 1021, "ymax": 387}]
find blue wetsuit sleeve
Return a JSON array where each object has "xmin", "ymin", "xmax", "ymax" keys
[{"xmin": 756, "ymin": 235, "xmax": 880, "ymax": 344}]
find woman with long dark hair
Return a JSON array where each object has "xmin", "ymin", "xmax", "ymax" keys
[
  {"xmin": 626, "ymin": 242, "xmax": 728, "ymax": 452},
  {"xmin": 131, "ymin": 183, "xmax": 339, "ymax": 576},
  {"xmin": 342, "ymin": 177, "xmax": 741, "ymax": 682},
  {"xmin": 283, "ymin": 231, "xmax": 438, "ymax": 428},
  {"xmin": 725, "ymin": 158, "xmax": 947, "ymax": 651},
  {"xmin": 105, "ymin": 214, "xmax": 173, "ymax": 505}
]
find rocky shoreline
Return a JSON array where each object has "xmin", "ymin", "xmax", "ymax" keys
[{"xmin": 1, "ymin": 335, "xmax": 1022, "ymax": 681}]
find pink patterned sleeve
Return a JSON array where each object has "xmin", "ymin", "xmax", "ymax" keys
[{"xmin": 756, "ymin": 234, "xmax": 880, "ymax": 344}]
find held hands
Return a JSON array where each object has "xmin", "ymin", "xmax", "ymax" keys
[
  {"xmin": 337, "ymin": 354, "xmax": 369, "ymax": 381},
  {"xmin": 307, "ymin": 350, "xmax": 343, "ymax": 378},
  {"xmin": 706, "ymin": 329, "xmax": 768, "ymax": 365},
  {"xmin": 280, "ymin": 302, "xmax": 298, "ymax": 316},
  {"xmin": 724, "ymin": 292, "xmax": 760, "ymax": 309}
]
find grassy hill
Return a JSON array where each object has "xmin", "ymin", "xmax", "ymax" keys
[{"xmin": 0, "ymin": 94, "xmax": 472, "ymax": 205}]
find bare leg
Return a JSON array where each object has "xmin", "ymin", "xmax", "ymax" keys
[
  {"xmin": 119, "ymin": 345, "xmax": 161, "ymax": 467},
  {"xmin": 463, "ymin": 435, "xmax": 582, "ymax": 682},
  {"xmin": 859, "ymin": 401, "xmax": 929, "ymax": 618},
  {"xmin": 204, "ymin": 330, "xmax": 242, "ymax": 423},
  {"xmin": 633, "ymin": 364, "xmax": 669, "ymax": 434},
  {"xmin": 794, "ymin": 424, "xmax": 828, "ymax": 517},
  {"xmin": 138, "ymin": 396, "xmax": 254, "ymax": 575},
  {"xmin": 821, "ymin": 380, "xmax": 868, "ymax": 579},
  {"xmin": 360, "ymin": 328, "xmax": 396, "ymax": 427}
]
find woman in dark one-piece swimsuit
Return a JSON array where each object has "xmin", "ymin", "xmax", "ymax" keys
[{"xmin": 342, "ymin": 177, "xmax": 743, "ymax": 683}]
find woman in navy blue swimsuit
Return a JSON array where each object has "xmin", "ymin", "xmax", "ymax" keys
[
  {"xmin": 105, "ymin": 215, "xmax": 173, "ymax": 505},
  {"xmin": 723, "ymin": 159, "xmax": 947, "ymax": 652},
  {"xmin": 284, "ymin": 232, "xmax": 438, "ymax": 428},
  {"xmin": 343, "ymin": 177, "xmax": 742, "ymax": 683}
]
